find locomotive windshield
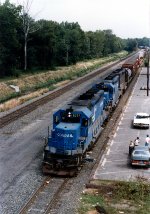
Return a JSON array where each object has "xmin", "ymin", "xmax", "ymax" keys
[
  {"xmin": 102, "ymin": 87, "xmax": 109, "ymax": 92},
  {"xmin": 61, "ymin": 112, "xmax": 81, "ymax": 123},
  {"xmin": 96, "ymin": 84, "xmax": 109, "ymax": 92}
]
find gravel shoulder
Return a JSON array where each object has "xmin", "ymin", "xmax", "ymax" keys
[{"xmin": 0, "ymin": 62, "xmax": 131, "ymax": 214}]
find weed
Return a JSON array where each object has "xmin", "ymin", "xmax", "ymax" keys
[
  {"xmin": 78, "ymin": 179, "xmax": 150, "ymax": 214},
  {"xmin": 0, "ymin": 51, "xmax": 129, "ymax": 111}
]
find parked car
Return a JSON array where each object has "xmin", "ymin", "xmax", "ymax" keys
[
  {"xmin": 133, "ymin": 112, "xmax": 150, "ymax": 128},
  {"xmin": 131, "ymin": 146, "xmax": 150, "ymax": 167}
]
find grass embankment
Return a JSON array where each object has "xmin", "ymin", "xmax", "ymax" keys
[
  {"xmin": 78, "ymin": 179, "xmax": 150, "ymax": 214},
  {"xmin": 0, "ymin": 51, "xmax": 128, "ymax": 112}
]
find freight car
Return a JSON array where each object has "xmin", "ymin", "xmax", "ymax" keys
[
  {"xmin": 122, "ymin": 52, "xmax": 142, "ymax": 72},
  {"xmin": 42, "ymin": 57, "xmax": 141, "ymax": 176}
]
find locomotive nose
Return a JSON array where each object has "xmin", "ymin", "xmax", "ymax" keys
[
  {"xmin": 47, "ymin": 122, "xmax": 81, "ymax": 154},
  {"xmin": 55, "ymin": 122, "xmax": 81, "ymax": 144}
]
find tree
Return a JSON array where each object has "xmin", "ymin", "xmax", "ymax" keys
[
  {"xmin": 136, "ymin": 37, "xmax": 149, "ymax": 48},
  {"xmin": 124, "ymin": 38, "xmax": 138, "ymax": 52},
  {"xmin": 29, "ymin": 20, "xmax": 60, "ymax": 69},
  {"xmin": 60, "ymin": 22, "xmax": 88, "ymax": 65},
  {"xmin": 19, "ymin": 0, "xmax": 39, "ymax": 71},
  {"xmin": 85, "ymin": 30, "xmax": 105, "ymax": 58},
  {"xmin": 0, "ymin": 0, "xmax": 21, "ymax": 76}
]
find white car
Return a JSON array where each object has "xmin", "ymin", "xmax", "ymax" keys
[{"xmin": 133, "ymin": 112, "xmax": 150, "ymax": 128}]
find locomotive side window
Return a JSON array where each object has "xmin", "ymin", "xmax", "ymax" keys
[
  {"xmin": 61, "ymin": 112, "xmax": 66, "ymax": 121},
  {"xmin": 89, "ymin": 117, "xmax": 92, "ymax": 126},
  {"xmin": 82, "ymin": 118, "xmax": 88, "ymax": 127},
  {"xmin": 54, "ymin": 116, "xmax": 59, "ymax": 124}
]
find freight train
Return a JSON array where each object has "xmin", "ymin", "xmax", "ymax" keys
[{"xmin": 42, "ymin": 53, "xmax": 143, "ymax": 176}]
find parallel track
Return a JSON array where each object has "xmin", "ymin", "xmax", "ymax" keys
[{"xmin": 0, "ymin": 59, "xmax": 126, "ymax": 128}]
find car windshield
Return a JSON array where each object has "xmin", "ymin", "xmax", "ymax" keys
[
  {"xmin": 134, "ymin": 147, "xmax": 149, "ymax": 151},
  {"xmin": 134, "ymin": 151, "xmax": 149, "ymax": 155},
  {"xmin": 136, "ymin": 115, "xmax": 149, "ymax": 119}
]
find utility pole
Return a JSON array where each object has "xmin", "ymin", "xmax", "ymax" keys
[{"xmin": 147, "ymin": 49, "xmax": 149, "ymax": 96}]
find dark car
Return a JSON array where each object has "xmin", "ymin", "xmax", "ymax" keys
[{"xmin": 131, "ymin": 146, "xmax": 150, "ymax": 167}]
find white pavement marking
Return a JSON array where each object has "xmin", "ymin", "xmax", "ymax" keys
[
  {"xmin": 110, "ymin": 140, "xmax": 114, "ymax": 146},
  {"xmin": 113, "ymin": 133, "xmax": 116, "ymax": 138},
  {"xmin": 106, "ymin": 148, "xmax": 110, "ymax": 155},
  {"xmin": 101, "ymin": 158, "xmax": 106, "ymax": 167},
  {"xmin": 98, "ymin": 154, "xmax": 105, "ymax": 165},
  {"xmin": 106, "ymin": 159, "xmax": 127, "ymax": 162},
  {"xmin": 99, "ymin": 170, "xmax": 132, "ymax": 175},
  {"xmin": 111, "ymin": 141, "xmax": 123, "ymax": 144},
  {"xmin": 124, "ymin": 107, "xmax": 127, "ymax": 112}
]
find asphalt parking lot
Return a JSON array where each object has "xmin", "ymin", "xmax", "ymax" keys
[{"xmin": 94, "ymin": 67, "xmax": 150, "ymax": 181}]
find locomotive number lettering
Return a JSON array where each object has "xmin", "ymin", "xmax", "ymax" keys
[{"xmin": 57, "ymin": 133, "xmax": 73, "ymax": 138}]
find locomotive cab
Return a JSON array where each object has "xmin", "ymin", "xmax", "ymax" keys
[
  {"xmin": 44, "ymin": 106, "xmax": 91, "ymax": 156},
  {"xmin": 104, "ymin": 75, "xmax": 119, "ymax": 106},
  {"xmin": 43, "ymin": 106, "xmax": 93, "ymax": 174}
]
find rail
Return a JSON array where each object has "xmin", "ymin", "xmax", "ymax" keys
[
  {"xmin": 0, "ymin": 53, "xmax": 139, "ymax": 128},
  {"xmin": 18, "ymin": 177, "xmax": 69, "ymax": 214},
  {"xmin": 0, "ymin": 61, "xmax": 120, "ymax": 128}
]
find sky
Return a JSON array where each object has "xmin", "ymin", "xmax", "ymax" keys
[{"xmin": 1, "ymin": 0, "xmax": 150, "ymax": 39}]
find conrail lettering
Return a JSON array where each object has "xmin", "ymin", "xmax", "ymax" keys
[{"xmin": 57, "ymin": 133, "xmax": 73, "ymax": 138}]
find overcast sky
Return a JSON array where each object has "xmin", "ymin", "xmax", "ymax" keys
[{"xmin": 2, "ymin": 0, "xmax": 150, "ymax": 38}]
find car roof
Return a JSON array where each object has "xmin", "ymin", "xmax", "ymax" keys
[
  {"xmin": 136, "ymin": 112, "xmax": 149, "ymax": 116},
  {"xmin": 133, "ymin": 150, "xmax": 149, "ymax": 155},
  {"xmin": 134, "ymin": 146, "xmax": 149, "ymax": 151}
]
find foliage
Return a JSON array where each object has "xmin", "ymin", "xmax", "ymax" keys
[
  {"xmin": 123, "ymin": 38, "xmax": 138, "ymax": 52},
  {"xmin": 0, "ymin": 0, "xmax": 22, "ymax": 76},
  {"xmin": 136, "ymin": 37, "xmax": 149, "ymax": 47},
  {"xmin": 0, "ymin": 1, "xmax": 148, "ymax": 78},
  {"xmin": 79, "ymin": 179, "xmax": 150, "ymax": 214}
]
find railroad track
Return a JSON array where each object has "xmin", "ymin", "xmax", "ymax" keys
[
  {"xmin": 18, "ymin": 177, "xmax": 69, "ymax": 214},
  {"xmin": 17, "ymin": 67, "xmax": 140, "ymax": 214},
  {"xmin": 0, "ymin": 58, "xmax": 128, "ymax": 129}
]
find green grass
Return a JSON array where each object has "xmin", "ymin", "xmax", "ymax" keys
[
  {"xmin": 0, "ymin": 51, "xmax": 129, "ymax": 106},
  {"xmin": 0, "ymin": 92, "xmax": 21, "ymax": 104},
  {"xmin": 78, "ymin": 179, "xmax": 150, "ymax": 214}
]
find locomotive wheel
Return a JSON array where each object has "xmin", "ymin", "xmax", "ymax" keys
[{"xmin": 77, "ymin": 156, "xmax": 82, "ymax": 166}]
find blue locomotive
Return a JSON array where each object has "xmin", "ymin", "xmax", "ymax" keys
[{"xmin": 42, "ymin": 67, "xmax": 132, "ymax": 176}]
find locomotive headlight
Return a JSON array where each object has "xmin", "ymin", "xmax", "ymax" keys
[{"xmin": 68, "ymin": 112, "xmax": 71, "ymax": 117}]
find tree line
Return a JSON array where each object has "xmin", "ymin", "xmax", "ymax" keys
[{"xmin": 0, "ymin": 0, "xmax": 149, "ymax": 77}]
